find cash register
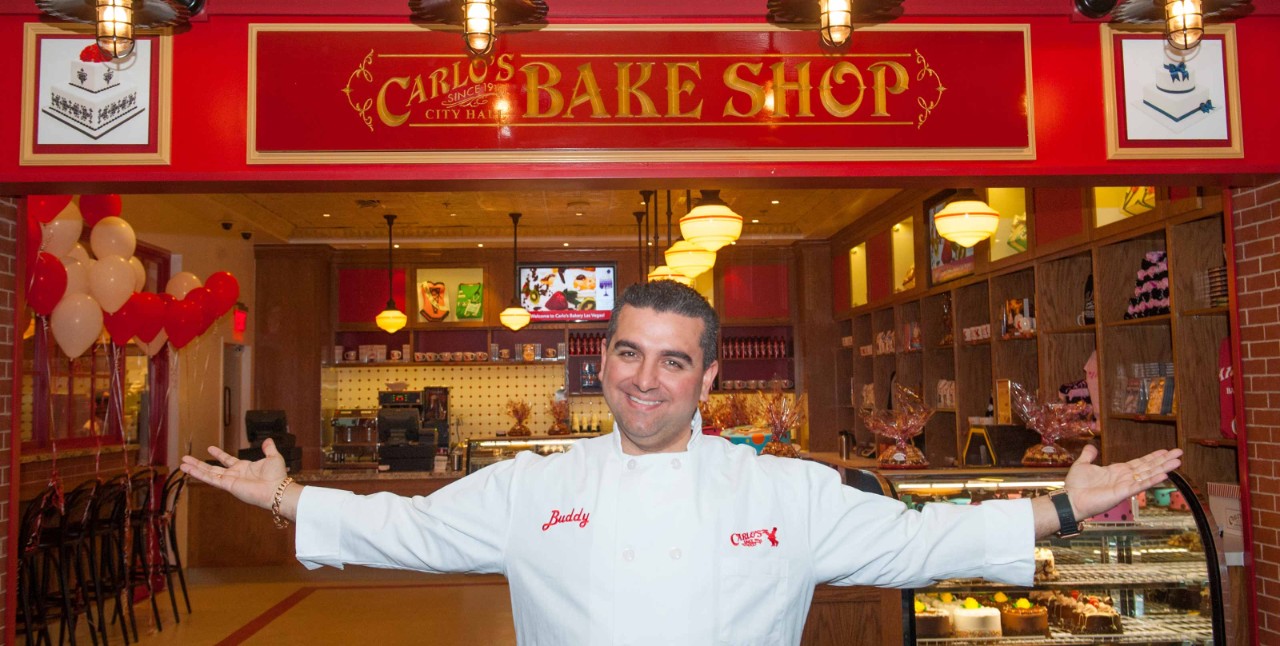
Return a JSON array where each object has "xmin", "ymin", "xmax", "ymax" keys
[
  {"xmin": 377, "ymin": 389, "xmax": 444, "ymax": 471},
  {"xmin": 237, "ymin": 409, "xmax": 303, "ymax": 473}
]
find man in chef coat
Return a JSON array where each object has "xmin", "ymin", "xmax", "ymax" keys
[{"xmin": 183, "ymin": 280, "xmax": 1182, "ymax": 645}]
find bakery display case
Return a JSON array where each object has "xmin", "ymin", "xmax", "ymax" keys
[
  {"xmin": 465, "ymin": 433, "xmax": 601, "ymax": 474},
  {"xmin": 859, "ymin": 468, "xmax": 1225, "ymax": 645}
]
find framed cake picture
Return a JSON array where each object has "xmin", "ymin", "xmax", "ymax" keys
[
  {"xmin": 20, "ymin": 23, "xmax": 172, "ymax": 166},
  {"xmin": 1101, "ymin": 24, "xmax": 1242, "ymax": 160}
]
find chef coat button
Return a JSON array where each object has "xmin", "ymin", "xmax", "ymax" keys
[
  {"xmin": 622, "ymin": 548, "xmax": 635, "ymax": 562},
  {"xmin": 670, "ymin": 458, "xmax": 681, "ymax": 470},
  {"xmin": 627, "ymin": 459, "xmax": 637, "ymax": 470},
  {"xmin": 669, "ymin": 548, "xmax": 682, "ymax": 560}
]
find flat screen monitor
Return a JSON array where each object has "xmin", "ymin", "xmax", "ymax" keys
[
  {"xmin": 378, "ymin": 408, "xmax": 421, "ymax": 445},
  {"xmin": 245, "ymin": 410, "xmax": 288, "ymax": 444},
  {"xmin": 518, "ymin": 264, "xmax": 615, "ymax": 322}
]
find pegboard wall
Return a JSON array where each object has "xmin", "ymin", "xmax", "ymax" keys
[{"xmin": 335, "ymin": 365, "xmax": 614, "ymax": 442}]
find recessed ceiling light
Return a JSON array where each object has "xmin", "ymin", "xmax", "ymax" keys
[
  {"xmin": 477, "ymin": 243, "xmax": 484, "ymax": 248},
  {"xmin": 751, "ymin": 219, "xmax": 760, "ymax": 224},
  {"xmin": 393, "ymin": 244, "xmax": 400, "ymax": 248},
  {"xmin": 771, "ymin": 200, "xmax": 779, "ymax": 205},
  {"xmin": 562, "ymin": 242, "xmax": 569, "ymax": 247},
  {"xmin": 575, "ymin": 212, "xmax": 583, "ymax": 216},
  {"xmin": 450, "ymin": 213, "xmax": 457, "ymax": 217},
  {"xmin": 322, "ymin": 213, "xmax": 330, "ymax": 217}
]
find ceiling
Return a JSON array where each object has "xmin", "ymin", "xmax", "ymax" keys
[{"xmin": 123, "ymin": 187, "xmax": 905, "ymax": 249}]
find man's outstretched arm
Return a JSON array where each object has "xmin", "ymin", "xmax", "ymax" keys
[{"xmin": 1031, "ymin": 445, "xmax": 1182, "ymax": 538}]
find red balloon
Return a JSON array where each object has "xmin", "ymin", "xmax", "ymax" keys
[
  {"xmin": 184, "ymin": 287, "xmax": 218, "ymax": 335},
  {"xmin": 79, "ymin": 194, "xmax": 122, "ymax": 227},
  {"xmin": 28, "ymin": 252, "xmax": 68, "ymax": 316},
  {"xmin": 205, "ymin": 271, "xmax": 240, "ymax": 315},
  {"xmin": 27, "ymin": 195, "xmax": 73, "ymax": 224},
  {"xmin": 130, "ymin": 292, "xmax": 165, "ymax": 343},
  {"xmin": 103, "ymin": 300, "xmax": 138, "ymax": 346},
  {"xmin": 164, "ymin": 298, "xmax": 204, "ymax": 349}
]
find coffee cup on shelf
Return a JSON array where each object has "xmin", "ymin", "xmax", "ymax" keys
[
  {"xmin": 544, "ymin": 348, "xmax": 558, "ymax": 359},
  {"xmin": 477, "ymin": 352, "xmax": 489, "ymax": 361},
  {"xmin": 389, "ymin": 350, "xmax": 403, "ymax": 361},
  {"xmin": 342, "ymin": 350, "xmax": 357, "ymax": 361},
  {"xmin": 499, "ymin": 349, "xmax": 512, "ymax": 360},
  {"xmin": 424, "ymin": 352, "xmax": 438, "ymax": 361},
  {"xmin": 463, "ymin": 351, "xmax": 477, "ymax": 361},
  {"xmin": 414, "ymin": 352, "xmax": 429, "ymax": 362}
]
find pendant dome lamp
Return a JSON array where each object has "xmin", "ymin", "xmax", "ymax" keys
[
  {"xmin": 647, "ymin": 265, "xmax": 694, "ymax": 287},
  {"xmin": 932, "ymin": 189, "xmax": 1001, "ymax": 249},
  {"xmin": 375, "ymin": 214, "xmax": 408, "ymax": 334},
  {"xmin": 35, "ymin": 0, "xmax": 203, "ymax": 60},
  {"xmin": 680, "ymin": 190, "xmax": 743, "ymax": 252},
  {"xmin": 1165, "ymin": 0, "xmax": 1204, "ymax": 50},
  {"xmin": 664, "ymin": 240, "xmax": 716, "ymax": 279},
  {"xmin": 499, "ymin": 212, "xmax": 532, "ymax": 331}
]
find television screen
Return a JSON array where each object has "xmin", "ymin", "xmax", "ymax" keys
[{"xmin": 518, "ymin": 264, "xmax": 616, "ymax": 322}]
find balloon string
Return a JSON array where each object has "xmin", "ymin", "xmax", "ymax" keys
[{"xmin": 37, "ymin": 317, "xmax": 64, "ymax": 511}]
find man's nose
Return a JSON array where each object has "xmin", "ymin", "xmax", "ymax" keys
[{"xmin": 633, "ymin": 358, "xmax": 661, "ymax": 391}]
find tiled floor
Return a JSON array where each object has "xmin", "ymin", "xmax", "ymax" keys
[{"xmin": 69, "ymin": 566, "xmax": 516, "ymax": 646}]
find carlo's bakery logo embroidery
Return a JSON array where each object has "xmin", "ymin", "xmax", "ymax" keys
[
  {"xmin": 730, "ymin": 527, "xmax": 779, "ymax": 547},
  {"xmin": 541, "ymin": 508, "xmax": 591, "ymax": 531}
]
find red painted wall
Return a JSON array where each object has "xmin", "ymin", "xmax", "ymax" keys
[
  {"xmin": 1, "ymin": 7, "xmax": 1280, "ymax": 189},
  {"xmin": 1034, "ymin": 187, "xmax": 1085, "ymax": 247},
  {"xmin": 722, "ymin": 263, "xmax": 790, "ymax": 320}
]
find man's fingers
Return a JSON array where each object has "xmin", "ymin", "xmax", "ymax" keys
[
  {"xmin": 262, "ymin": 437, "xmax": 280, "ymax": 458},
  {"xmin": 209, "ymin": 445, "xmax": 237, "ymax": 467},
  {"xmin": 1077, "ymin": 444, "xmax": 1099, "ymax": 465}
]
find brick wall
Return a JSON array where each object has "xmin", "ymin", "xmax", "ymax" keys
[
  {"xmin": 1232, "ymin": 180, "xmax": 1280, "ymax": 643},
  {"xmin": 0, "ymin": 197, "xmax": 16, "ymax": 638}
]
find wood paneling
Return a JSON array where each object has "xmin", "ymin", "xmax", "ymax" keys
[
  {"xmin": 801, "ymin": 585, "xmax": 901, "ymax": 646},
  {"xmin": 255, "ymin": 245, "xmax": 334, "ymax": 470},
  {"xmin": 796, "ymin": 242, "xmax": 839, "ymax": 452}
]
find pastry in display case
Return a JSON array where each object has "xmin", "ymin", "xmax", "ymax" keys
[
  {"xmin": 465, "ymin": 433, "xmax": 601, "ymax": 475},
  {"xmin": 848, "ymin": 468, "xmax": 1225, "ymax": 644}
]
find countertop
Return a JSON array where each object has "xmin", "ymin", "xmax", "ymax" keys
[
  {"xmin": 299, "ymin": 469, "xmax": 465, "ymax": 482},
  {"xmin": 801, "ymin": 451, "xmax": 880, "ymax": 470}
]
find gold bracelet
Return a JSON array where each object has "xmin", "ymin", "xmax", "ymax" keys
[{"xmin": 271, "ymin": 476, "xmax": 295, "ymax": 529}]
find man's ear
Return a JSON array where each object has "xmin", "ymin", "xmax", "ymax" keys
[{"xmin": 699, "ymin": 360, "xmax": 719, "ymax": 401}]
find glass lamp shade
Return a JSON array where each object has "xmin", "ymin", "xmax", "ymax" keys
[
  {"xmin": 680, "ymin": 190, "xmax": 743, "ymax": 252},
  {"xmin": 819, "ymin": 0, "xmax": 852, "ymax": 47},
  {"xmin": 463, "ymin": 0, "xmax": 496, "ymax": 56},
  {"xmin": 500, "ymin": 305, "xmax": 531, "ymax": 331},
  {"xmin": 1164, "ymin": 0, "xmax": 1203, "ymax": 51},
  {"xmin": 375, "ymin": 307, "xmax": 408, "ymax": 334},
  {"xmin": 933, "ymin": 192, "xmax": 1000, "ymax": 248},
  {"xmin": 664, "ymin": 240, "xmax": 716, "ymax": 278},
  {"xmin": 647, "ymin": 265, "xmax": 694, "ymax": 287},
  {"xmin": 96, "ymin": 0, "xmax": 135, "ymax": 59}
]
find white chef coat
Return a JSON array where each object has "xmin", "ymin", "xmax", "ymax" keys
[{"xmin": 296, "ymin": 419, "xmax": 1035, "ymax": 646}]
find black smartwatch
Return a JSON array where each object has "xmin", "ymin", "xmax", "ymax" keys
[{"xmin": 1050, "ymin": 490, "xmax": 1081, "ymax": 538}]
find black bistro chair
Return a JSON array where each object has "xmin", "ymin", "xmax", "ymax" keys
[{"xmin": 156, "ymin": 470, "xmax": 190, "ymax": 622}]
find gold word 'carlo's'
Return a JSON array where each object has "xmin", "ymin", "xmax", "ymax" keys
[{"xmin": 374, "ymin": 53, "xmax": 911, "ymax": 125}]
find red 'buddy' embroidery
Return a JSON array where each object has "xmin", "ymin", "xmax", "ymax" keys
[
  {"xmin": 542, "ymin": 508, "xmax": 591, "ymax": 531},
  {"xmin": 730, "ymin": 526, "xmax": 779, "ymax": 547}
]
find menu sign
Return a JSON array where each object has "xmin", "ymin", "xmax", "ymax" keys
[{"xmin": 250, "ymin": 24, "xmax": 1034, "ymax": 163}]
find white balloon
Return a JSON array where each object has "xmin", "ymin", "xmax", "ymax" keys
[
  {"xmin": 67, "ymin": 243, "xmax": 93, "ymax": 264},
  {"xmin": 89, "ymin": 216, "xmax": 136, "ymax": 259},
  {"xmin": 42, "ymin": 202, "xmax": 83, "ymax": 257},
  {"xmin": 128, "ymin": 256, "xmax": 146, "ymax": 291},
  {"xmin": 60, "ymin": 256, "xmax": 90, "ymax": 296},
  {"xmin": 165, "ymin": 271, "xmax": 202, "ymax": 299},
  {"xmin": 50, "ymin": 293, "xmax": 103, "ymax": 359},
  {"xmin": 136, "ymin": 329, "xmax": 167, "ymax": 357},
  {"xmin": 88, "ymin": 255, "xmax": 135, "ymax": 313}
]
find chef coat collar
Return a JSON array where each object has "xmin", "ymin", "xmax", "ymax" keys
[{"xmin": 610, "ymin": 409, "xmax": 704, "ymax": 458}]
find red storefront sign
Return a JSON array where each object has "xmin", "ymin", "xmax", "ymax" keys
[{"xmin": 250, "ymin": 24, "xmax": 1033, "ymax": 163}]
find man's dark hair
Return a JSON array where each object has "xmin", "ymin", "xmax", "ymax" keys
[{"xmin": 606, "ymin": 280, "xmax": 719, "ymax": 369}]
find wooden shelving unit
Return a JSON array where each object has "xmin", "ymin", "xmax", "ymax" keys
[{"xmin": 842, "ymin": 193, "xmax": 1238, "ymax": 493}]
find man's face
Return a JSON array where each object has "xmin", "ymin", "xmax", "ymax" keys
[{"xmin": 600, "ymin": 305, "xmax": 718, "ymax": 455}]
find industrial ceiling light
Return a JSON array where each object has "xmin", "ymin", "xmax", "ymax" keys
[
  {"xmin": 680, "ymin": 190, "xmax": 743, "ymax": 252},
  {"xmin": 665, "ymin": 240, "xmax": 716, "ymax": 279},
  {"xmin": 35, "ymin": 0, "xmax": 200, "ymax": 60},
  {"xmin": 375, "ymin": 214, "xmax": 408, "ymax": 334},
  {"xmin": 1165, "ymin": 0, "xmax": 1204, "ymax": 50},
  {"xmin": 933, "ymin": 189, "xmax": 1001, "ymax": 249},
  {"xmin": 499, "ymin": 212, "xmax": 531, "ymax": 331},
  {"xmin": 819, "ymin": 0, "xmax": 853, "ymax": 46},
  {"xmin": 410, "ymin": 0, "xmax": 548, "ymax": 57}
]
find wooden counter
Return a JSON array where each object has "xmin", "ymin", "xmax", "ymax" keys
[{"xmin": 186, "ymin": 470, "xmax": 464, "ymax": 567}]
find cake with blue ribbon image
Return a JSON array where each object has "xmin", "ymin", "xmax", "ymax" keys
[{"xmin": 1141, "ymin": 55, "xmax": 1214, "ymax": 129}]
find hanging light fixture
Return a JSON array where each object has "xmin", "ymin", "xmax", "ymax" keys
[
  {"xmin": 933, "ymin": 189, "xmax": 1001, "ymax": 249},
  {"xmin": 35, "ymin": 0, "xmax": 199, "ymax": 61},
  {"xmin": 1164, "ymin": 0, "xmax": 1204, "ymax": 50},
  {"xmin": 499, "ymin": 212, "xmax": 532, "ymax": 331},
  {"xmin": 375, "ymin": 214, "xmax": 408, "ymax": 334},
  {"xmin": 665, "ymin": 240, "xmax": 716, "ymax": 279},
  {"xmin": 410, "ymin": 0, "xmax": 548, "ymax": 57},
  {"xmin": 819, "ymin": 0, "xmax": 853, "ymax": 46},
  {"xmin": 680, "ymin": 190, "xmax": 743, "ymax": 252},
  {"xmin": 647, "ymin": 266, "xmax": 694, "ymax": 287}
]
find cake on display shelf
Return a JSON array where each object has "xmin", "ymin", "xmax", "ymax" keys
[
  {"xmin": 44, "ymin": 44, "xmax": 144, "ymax": 139},
  {"xmin": 1141, "ymin": 53, "xmax": 1214, "ymax": 131}
]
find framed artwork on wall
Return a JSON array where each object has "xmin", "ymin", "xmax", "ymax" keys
[
  {"xmin": 20, "ymin": 23, "xmax": 172, "ymax": 165},
  {"xmin": 415, "ymin": 267, "xmax": 486, "ymax": 323},
  {"xmin": 1101, "ymin": 24, "xmax": 1242, "ymax": 160},
  {"xmin": 927, "ymin": 190, "xmax": 975, "ymax": 285}
]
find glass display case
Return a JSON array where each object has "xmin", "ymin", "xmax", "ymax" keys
[
  {"xmin": 853, "ymin": 467, "xmax": 1225, "ymax": 645},
  {"xmin": 465, "ymin": 433, "xmax": 601, "ymax": 475}
]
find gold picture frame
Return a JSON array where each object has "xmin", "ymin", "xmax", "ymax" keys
[
  {"xmin": 20, "ymin": 23, "xmax": 172, "ymax": 166},
  {"xmin": 1101, "ymin": 23, "xmax": 1242, "ymax": 160}
]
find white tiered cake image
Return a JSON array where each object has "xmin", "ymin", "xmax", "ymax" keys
[
  {"xmin": 1140, "ymin": 53, "xmax": 1214, "ymax": 131},
  {"xmin": 43, "ymin": 44, "xmax": 143, "ymax": 139}
]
